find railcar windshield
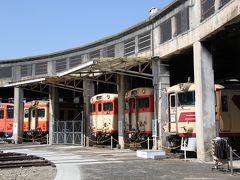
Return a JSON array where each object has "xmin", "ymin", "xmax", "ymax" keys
[
  {"xmin": 24, "ymin": 109, "xmax": 29, "ymax": 118},
  {"xmin": 103, "ymin": 102, "xmax": 113, "ymax": 111},
  {"xmin": 138, "ymin": 98, "xmax": 149, "ymax": 108},
  {"xmin": 178, "ymin": 91, "xmax": 195, "ymax": 106},
  {"xmin": 37, "ymin": 109, "xmax": 45, "ymax": 118},
  {"xmin": 0, "ymin": 110, "xmax": 4, "ymax": 119},
  {"xmin": 7, "ymin": 106, "xmax": 14, "ymax": 118}
]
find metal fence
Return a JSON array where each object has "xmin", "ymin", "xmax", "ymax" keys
[
  {"xmin": 102, "ymin": 45, "xmax": 115, "ymax": 57},
  {"xmin": 124, "ymin": 38, "xmax": 135, "ymax": 56},
  {"xmin": 175, "ymin": 7, "xmax": 189, "ymax": 36},
  {"xmin": 35, "ymin": 62, "xmax": 48, "ymax": 76},
  {"xmin": 69, "ymin": 55, "xmax": 82, "ymax": 68},
  {"xmin": 160, "ymin": 18, "xmax": 172, "ymax": 44},
  {"xmin": 138, "ymin": 31, "xmax": 151, "ymax": 53},
  {"xmin": 89, "ymin": 50, "xmax": 100, "ymax": 59},
  {"xmin": 219, "ymin": 0, "xmax": 231, "ymax": 9},
  {"xmin": 21, "ymin": 64, "xmax": 32, "ymax": 77},
  {"xmin": 201, "ymin": 0, "xmax": 231, "ymax": 21},
  {"xmin": 53, "ymin": 120, "xmax": 83, "ymax": 145},
  {"xmin": 55, "ymin": 59, "xmax": 67, "ymax": 73},
  {"xmin": 0, "ymin": 67, "xmax": 12, "ymax": 78}
]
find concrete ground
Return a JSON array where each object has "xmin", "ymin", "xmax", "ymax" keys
[{"xmin": 0, "ymin": 144, "xmax": 240, "ymax": 180}]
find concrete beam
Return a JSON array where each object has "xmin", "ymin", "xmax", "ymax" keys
[{"xmin": 193, "ymin": 41, "xmax": 216, "ymax": 162}]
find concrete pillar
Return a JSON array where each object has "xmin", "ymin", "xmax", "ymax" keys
[
  {"xmin": 193, "ymin": 41, "xmax": 216, "ymax": 162},
  {"xmin": 189, "ymin": 0, "xmax": 201, "ymax": 29},
  {"xmin": 135, "ymin": 36, "xmax": 139, "ymax": 55},
  {"xmin": 171, "ymin": 16, "xmax": 177, "ymax": 38},
  {"xmin": 83, "ymin": 80, "xmax": 95, "ymax": 146},
  {"xmin": 49, "ymin": 86, "xmax": 59, "ymax": 145},
  {"xmin": 13, "ymin": 87, "xmax": 24, "ymax": 144},
  {"xmin": 215, "ymin": 0, "xmax": 221, "ymax": 11},
  {"xmin": 115, "ymin": 42, "xmax": 124, "ymax": 58},
  {"xmin": 117, "ymin": 74, "xmax": 126, "ymax": 149},
  {"xmin": 152, "ymin": 57, "xmax": 170, "ymax": 150},
  {"xmin": 48, "ymin": 61, "xmax": 55, "ymax": 76}
]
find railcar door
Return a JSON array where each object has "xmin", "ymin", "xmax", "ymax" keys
[
  {"xmin": 220, "ymin": 90, "xmax": 240, "ymax": 132},
  {"xmin": 29, "ymin": 108, "xmax": 38, "ymax": 130},
  {"xmin": 169, "ymin": 93, "xmax": 177, "ymax": 133},
  {"xmin": 0, "ymin": 105, "xmax": 5, "ymax": 135},
  {"xmin": 129, "ymin": 96, "xmax": 138, "ymax": 132},
  {"xmin": 220, "ymin": 93, "xmax": 231, "ymax": 132},
  {"xmin": 6, "ymin": 105, "xmax": 14, "ymax": 135}
]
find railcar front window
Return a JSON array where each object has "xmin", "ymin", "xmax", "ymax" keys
[
  {"xmin": 0, "ymin": 110, "xmax": 4, "ymax": 119},
  {"xmin": 98, "ymin": 104, "xmax": 102, "ymax": 112},
  {"xmin": 7, "ymin": 106, "xmax": 14, "ymax": 118},
  {"xmin": 24, "ymin": 110, "xmax": 29, "ymax": 118},
  {"xmin": 178, "ymin": 91, "xmax": 195, "ymax": 106},
  {"xmin": 103, "ymin": 102, "xmax": 113, "ymax": 111},
  {"xmin": 38, "ymin": 109, "xmax": 45, "ymax": 118},
  {"xmin": 138, "ymin": 98, "xmax": 149, "ymax": 108}
]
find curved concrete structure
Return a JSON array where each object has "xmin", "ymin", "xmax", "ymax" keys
[{"xmin": 0, "ymin": 0, "xmax": 239, "ymax": 87}]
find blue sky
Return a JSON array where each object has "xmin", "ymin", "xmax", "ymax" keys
[{"xmin": 0, "ymin": 0, "xmax": 171, "ymax": 60}]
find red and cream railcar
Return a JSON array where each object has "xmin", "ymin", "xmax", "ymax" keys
[
  {"xmin": 165, "ymin": 83, "xmax": 240, "ymax": 151},
  {"xmin": 23, "ymin": 100, "xmax": 49, "ymax": 138},
  {"xmin": 125, "ymin": 87, "xmax": 154, "ymax": 142},
  {"xmin": 90, "ymin": 93, "xmax": 118, "ymax": 141},
  {"xmin": 0, "ymin": 103, "xmax": 14, "ymax": 137}
]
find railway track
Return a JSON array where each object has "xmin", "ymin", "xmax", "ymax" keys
[{"xmin": 0, "ymin": 151, "xmax": 55, "ymax": 169}]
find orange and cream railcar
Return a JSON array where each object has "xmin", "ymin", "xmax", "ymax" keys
[
  {"xmin": 165, "ymin": 83, "xmax": 240, "ymax": 151},
  {"xmin": 125, "ymin": 87, "xmax": 154, "ymax": 142},
  {"xmin": 90, "ymin": 93, "xmax": 118, "ymax": 141},
  {"xmin": 24, "ymin": 100, "xmax": 49, "ymax": 138},
  {"xmin": 0, "ymin": 103, "xmax": 14, "ymax": 137}
]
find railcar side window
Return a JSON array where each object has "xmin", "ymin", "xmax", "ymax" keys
[
  {"xmin": 103, "ymin": 102, "xmax": 113, "ymax": 111},
  {"xmin": 138, "ymin": 98, "xmax": 149, "ymax": 108},
  {"xmin": 221, "ymin": 96, "xmax": 228, "ymax": 112},
  {"xmin": 7, "ymin": 106, "xmax": 14, "ymax": 118},
  {"xmin": 90, "ymin": 104, "xmax": 96, "ymax": 113},
  {"xmin": 0, "ymin": 110, "xmax": 4, "ymax": 119},
  {"xmin": 24, "ymin": 109, "xmax": 29, "ymax": 118},
  {"xmin": 98, "ymin": 104, "xmax": 102, "ymax": 112},
  {"xmin": 178, "ymin": 91, "xmax": 195, "ymax": 106},
  {"xmin": 37, "ymin": 109, "xmax": 45, "ymax": 118}
]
